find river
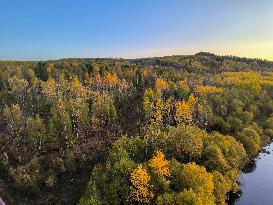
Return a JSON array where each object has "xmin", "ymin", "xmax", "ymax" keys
[{"xmin": 233, "ymin": 142, "xmax": 273, "ymax": 205}]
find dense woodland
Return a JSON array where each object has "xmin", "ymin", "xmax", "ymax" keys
[{"xmin": 1, "ymin": 52, "xmax": 273, "ymax": 204}]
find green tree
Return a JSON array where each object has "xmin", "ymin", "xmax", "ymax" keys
[
  {"xmin": 236, "ymin": 127, "xmax": 261, "ymax": 157},
  {"xmin": 3, "ymin": 104, "xmax": 25, "ymax": 145},
  {"xmin": 27, "ymin": 115, "xmax": 47, "ymax": 151}
]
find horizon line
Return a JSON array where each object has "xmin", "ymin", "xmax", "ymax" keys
[{"xmin": 0, "ymin": 52, "xmax": 272, "ymax": 62}]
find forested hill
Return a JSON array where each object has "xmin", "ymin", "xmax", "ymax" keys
[
  {"xmin": 131, "ymin": 52, "xmax": 273, "ymax": 73},
  {"xmin": 0, "ymin": 53, "xmax": 273, "ymax": 205},
  {"xmin": 1, "ymin": 52, "xmax": 273, "ymax": 75}
]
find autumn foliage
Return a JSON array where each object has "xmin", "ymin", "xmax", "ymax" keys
[
  {"xmin": 129, "ymin": 165, "xmax": 154, "ymax": 203},
  {"xmin": 0, "ymin": 54, "xmax": 273, "ymax": 204}
]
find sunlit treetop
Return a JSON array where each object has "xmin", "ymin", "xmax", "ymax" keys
[
  {"xmin": 149, "ymin": 150, "xmax": 170, "ymax": 177},
  {"xmin": 129, "ymin": 164, "xmax": 154, "ymax": 203},
  {"xmin": 195, "ymin": 85, "xmax": 224, "ymax": 95},
  {"xmin": 155, "ymin": 78, "xmax": 169, "ymax": 91}
]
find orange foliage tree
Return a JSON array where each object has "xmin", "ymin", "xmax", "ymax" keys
[
  {"xmin": 149, "ymin": 150, "xmax": 170, "ymax": 178},
  {"xmin": 129, "ymin": 165, "xmax": 154, "ymax": 203}
]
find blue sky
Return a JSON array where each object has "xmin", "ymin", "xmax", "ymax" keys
[{"xmin": 0, "ymin": 0, "xmax": 273, "ymax": 60}]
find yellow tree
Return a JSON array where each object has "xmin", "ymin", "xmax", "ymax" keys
[
  {"xmin": 155, "ymin": 78, "xmax": 169, "ymax": 90},
  {"xmin": 155, "ymin": 78, "xmax": 169, "ymax": 92},
  {"xmin": 96, "ymin": 74, "xmax": 102, "ymax": 84},
  {"xmin": 143, "ymin": 88, "xmax": 155, "ymax": 121},
  {"xmin": 153, "ymin": 98, "xmax": 164, "ymax": 124},
  {"xmin": 187, "ymin": 94, "xmax": 196, "ymax": 109},
  {"xmin": 129, "ymin": 165, "xmax": 154, "ymax": 203},
  {"xmin": 175, "ymin": 100, "xmax": 192, "ymax": 124},
  {"xmin": 46, "ymin": 63, "xmax": 58, "ymax": 78},
  {"xmin": 195, "ymin": 85, "xmax": 223, "ymax": 95},
  {"xmin": 42, "ymin": 77, "xmax": 56, "ymax": 97},
  {"xmin": 70, "ymin": 76, "xmax": 87, "ymax": 99},
  {"xmin": 15, "ymin": 66, "xmax": 23, "ymax": 77},
  {"xmin": 149, "ymin": 150, "xmax": 170, "ymax": 178},
  {"xmin": 149, "ymin": 150, "xmax": 170, "ymax": 189},
  {"xmin": 106, "ymin": 72, "xmax": 119, "ymax": 86}
]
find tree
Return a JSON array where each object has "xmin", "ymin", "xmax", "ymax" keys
[
  {"xmin": 165, "ymin": 124, "xmax": 204, "ymax": 162},
  {"xmin": 42, "ymin": 77, "xmax": 56, "ymax": 97},
  {"xmin": 195, "ymin": 85, "xmax": 223, "ymax": 95},
  {"xmin": 187, "ymin": 94, "xmax": 196, "ymax": 109},
  {"xmin": 172, "ymin": 162, "xmax": 215, "ymax": 205},
  {"xmin": 91, "ymin": 92, "xmax": 118, "ymax": 136},
  {"xmin": 212, "ymin": 171, "xmax": 230, "ymax": 205},
  {"xmin": 70, "ymin": 76, "xmax": 87, "ymax": 99},
  {"xmin": 8, "ymin": 76, "xmax": 29, "ymax": 108},
  {"xmin": 175, "ymin": 100, "xmax": 192, "ymax": 124},
  {"xmin": 155, "ymin": 78, "xmax": 169, "ymax": 91},
  {"xmin": 265, "ymin": 115, "xmax": 273, "ymax": 138},
  {"xmin": 3, "ymin": 104, "xmax": 25, "ymax": 145},
  {"xmin": 129, "ymin": 164, "xmax": 154, "ymax": 203},
  {"xmin": 149, "ymin": 150, "xmax": 170, "ymax": 178},
  {"xmin": 35, "ymin": 62, "xmax": 49, "ymax": 81},
  {"xmin": 79, "ymin": 148, "xmax": 135, "ymax": 205},
  {"xmin": 157, "ymin": 189, "xmax": 203, "ymax": 205},
  {"xmin": 204, "ymin": 132, "xmax": 247, "ymax": 171},
  {"xmin": 143, "ymin": 88, "xmax": 155, "ymax": 121},
  {"xmin": 68, "ymin": 98, "xmax": 90, "ymax": 140},
  {"xmin": 149, "ymin": 150, "xmax": 171, "ymax": 193},
  {"xmin": 48, "ymin": 100, "xmax": 73, "ymax": 148},
  {"xmin": 106, "ymin": 72, "xmax": 119, "ymax": 86},
  {"xmin": 27, "ymin": 115, "xmax": 47, "ymax": 151},
  {"xmin": 203, "ymin": 144, "xmax": 228, "ymax": 173},
  {"xmin": 236, "ymin": 127, "xmax": 261, "ymax": 156}
]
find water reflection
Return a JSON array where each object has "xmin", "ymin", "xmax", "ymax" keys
[{"xmin": 232, "ymin": 143, "xmax": 273, "ymax": 205}]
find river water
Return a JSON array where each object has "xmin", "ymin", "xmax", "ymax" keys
[{"xmin": 234, "ymin": 143, "xmax": 273, "ymax": 205}]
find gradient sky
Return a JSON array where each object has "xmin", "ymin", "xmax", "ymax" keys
[{"xmin": 0, "ymin": 0, "xmax": 273, "ymax": 60}]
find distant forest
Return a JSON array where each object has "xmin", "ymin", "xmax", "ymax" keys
[{"xmin": 1, "ymin": 52, "xmax": 273, "ymax": 204}]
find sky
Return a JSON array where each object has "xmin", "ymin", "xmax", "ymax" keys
[{"xmin": 0, "ymin": 0, "xmax": 273, "ymax": 60}]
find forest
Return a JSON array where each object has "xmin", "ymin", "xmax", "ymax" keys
[{"xmin": 0, "ymin": 52, "xmax": 273, "ymax": 204}]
